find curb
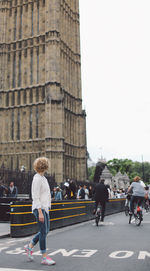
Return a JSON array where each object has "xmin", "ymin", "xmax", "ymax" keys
[{"xmin": 0, "ymin": 233, "xmax": 10, "ymax": 239}]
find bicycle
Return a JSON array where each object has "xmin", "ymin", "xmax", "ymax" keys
[
  {"xmin": 129, "ymin": 201, "xmax": 143, "ymax": 226},
  {"xmin": 95, "ymin": 203, "xmax": 102, "ymax": 226}
]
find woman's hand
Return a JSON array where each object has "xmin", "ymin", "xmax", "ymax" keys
[{"xmin": 38, "ymin": 209, "xmax": 44, "ymax": 223}]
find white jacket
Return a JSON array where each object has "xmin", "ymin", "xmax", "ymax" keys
[{"xmin": 32, "ymin": 173, "xmax": 51, "ymax": 214}]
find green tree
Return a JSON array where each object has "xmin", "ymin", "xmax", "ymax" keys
[
  {"xmin": 107, "ymin": 158, "xmax": 150, "ymax": 183},
  {"xmin": 107, "ymin": 158, "xmax": 133, "ymax": 176},
  {"xmin": 88, "ymin": 166, "xmax": 96, "ymax": 181}
]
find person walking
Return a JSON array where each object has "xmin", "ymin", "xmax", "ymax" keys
[{"xmin": 24, "ymin": 157, "xmax": 55, "ymax": 266}]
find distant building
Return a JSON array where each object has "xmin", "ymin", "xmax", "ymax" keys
[
  {"xmin": 112, "ymin": 172, "xmax": 130, "ymax": 190},
  {"xmin": 100, "ymin": 166, "xmax": 112, "ymax": 187},
  {"xmin": 94, "ymin": 162, "xmax": 130, "ymax": 190}
]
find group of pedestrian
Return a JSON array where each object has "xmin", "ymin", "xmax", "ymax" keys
[{"xmin": 51, "ymin": 182, "xmax": 94, "ymax": 201}]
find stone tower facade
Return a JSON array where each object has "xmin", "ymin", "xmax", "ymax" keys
[{"xmin": 0, "ymin": 0, "xmax": 87, "ymax": 183}]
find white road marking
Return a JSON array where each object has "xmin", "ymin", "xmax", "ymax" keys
[
  {"xmin": 109, "ymin": 250, "xmax": 134, "ymax": 259},
  {"xmin": 92, "ymin": 222, "xmax": 114, "ymax": 226}
]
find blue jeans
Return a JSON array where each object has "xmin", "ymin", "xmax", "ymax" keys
[{"xmin": 31, "ymin": 209, "xmax": 50, "ymax": 254}]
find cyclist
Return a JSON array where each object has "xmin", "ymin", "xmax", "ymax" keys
[
  {"xmin": 128, "ymin": 176, "xmax": 145, "ymax": 215},
  {"xmin": 93, "ymin": 179, "xmax": 109, "ymax": 222}
]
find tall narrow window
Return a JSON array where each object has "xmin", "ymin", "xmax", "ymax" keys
[
  {"xmin": 29, "ymin": 155, "xmax": 32, "ymax": 171},
  {"xmin": 17, "ymin": 110, "xmax": 20, "ymax": 140},
  {"xmin": 36, "ymin": 107, "xmax": 38, "ymax": 138},
  {"xmin": 19, "ymin": 6, "xmax": 22, "ymax": 39},
  {"xmin": 37, "ymin": 48, "xmax": 39, "ymax": 84},
  {"xmin": 11, "ymin": 157, "xmax": 13, "ymax": 170},
  {"xmin": 12, "ymin": 53, "xmax": 16, "ymax": 88},
  {"xmin": 31, "ymin": 3, "xmax": 34, "ymax": 36},
  {"xmin": 6, "ymin": 92, "xmax": 9, "ymax": 106},
  {"xmin": 42, "ymin": 87, "xmax": 45, "ymax": 101},
  {"xmin": 36, "ymin": 88, "xmax": 39, "ymax": 102},
  {"xmin": 24, "ymin": 90, "xmax": 26, "ymax": 104},
  {"xmin": 11, "ymin": 111, "xmax": 14, "ymax": 140},
  {"xmin": 16, "ymin": 156, "xmax": 19, "ymax": 170},
  {"xmin": 30, "ymin": 50, "xmax": 33, "ymax": 85},
  {"xmin": 12, "ymin": 91, "xmax": 15, "ymax": 106},
  {"xmin": 37, "ymin": 1, "xmax": 39, "ymax": 34},
  {"xmin": 14, "ymin": 8, "xmax": 17, "ymax": 40},
  {"xmin": 18, "ymin": 53, "xmax": 21, "ymax": 87},
  {"xmin": 7, "ymin": 54, "xmax": 10, "ymax": 88},
  {"xmin": 17, "ymin": 90, "xmax": 20, "ymax": 105},
  {"xmin": 30, "ymin": 89, "xmax": 33, "ymax": 103},
  {"xmin": 29, "ymin": 107, "xmax": 32, "ymax": 139}
]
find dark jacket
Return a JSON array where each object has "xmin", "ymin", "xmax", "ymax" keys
[
  {"xmin": 7, "ymin": 186, "xmax": 18, "ymax": 197},
  {"xmin": 79, "ymin": 188, "xmax": 85, "ymax": 199},
  {"xmin": 93, "ymin": 183, "xmax": 109, "ymax": 202}
]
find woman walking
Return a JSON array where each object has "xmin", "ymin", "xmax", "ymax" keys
[{"xmin": 24, "ymin": 157, "xmax": 56, "ymax": 266}]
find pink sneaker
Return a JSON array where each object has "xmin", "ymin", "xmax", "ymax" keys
[
  {"xmin": 41, "ymin": 256, "xmax": 56, "ymax": 266},
  {"xmin": 24, "ymin": 244, "xmax": 33, "ymax": 261}
]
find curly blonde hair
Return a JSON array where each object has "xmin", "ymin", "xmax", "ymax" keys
[
  {"xmin": 133, "ymin": 176, "xmax": 141, "ymax": 182},
  {"xmin": 33, "ymin": 157, "xmax": 49, "ymax": 173}
]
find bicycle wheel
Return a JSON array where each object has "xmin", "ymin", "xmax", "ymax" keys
[
  {"xmin": 125, "ymin": 206, "xmax": 129, "ymax": 216},
  {"xmin": 135, "ymin": 211, "xmax": 142, "ymax": 226}
]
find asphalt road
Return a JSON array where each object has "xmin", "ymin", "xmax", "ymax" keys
[{"xmin": 0, "ymin": 211, "xmax": 150, "ymax": 271}]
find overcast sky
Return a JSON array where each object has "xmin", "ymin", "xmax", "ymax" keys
[{"xmin": 79, "ymin": 0, "xmax": 150, "ymax": 163}]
